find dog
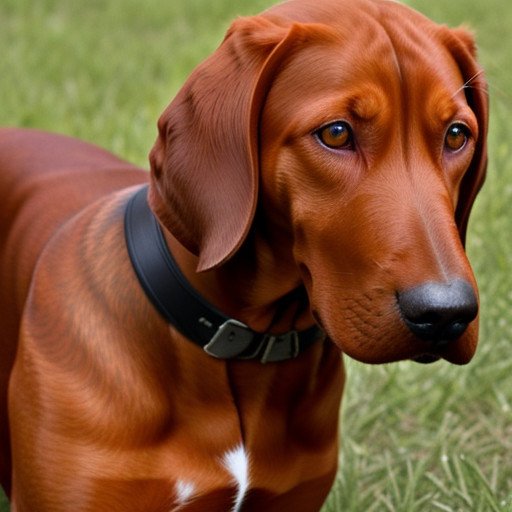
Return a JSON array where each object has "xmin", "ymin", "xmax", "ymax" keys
[{"xmin": 0, "ymin": 0, "xmax": 488, "ymax": 510}]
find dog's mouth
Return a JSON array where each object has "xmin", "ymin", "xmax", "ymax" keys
[
  {"xmin": 412, "ymin": 353, "xmax": 441, "ymax": 364},
  {"xmin": 311, "ymin": 291, "xmax": 476, "ymax": 365}
]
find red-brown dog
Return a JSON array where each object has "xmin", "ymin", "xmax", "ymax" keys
[{"xmin": 0, "ymin": 0, "xmax": 488, "ymax": 510}]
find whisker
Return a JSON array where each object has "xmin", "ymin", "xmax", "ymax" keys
[
  {"xmin": 451, "ymin": 69, "xmax": 486, "ymax": 98},
  {"xmin": 463, "ymin": 84, "xmax": 489, "ymax": 95}
]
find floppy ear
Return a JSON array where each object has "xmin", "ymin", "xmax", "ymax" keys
[
  {"xmin": 149, "ymin": 16, "xmax": 304, "ymax": 271},
  {"xmin": 443, "ymin": 27, "xmax": 489, "ymax": 245}
]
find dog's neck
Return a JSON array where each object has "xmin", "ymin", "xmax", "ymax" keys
[{"xmin": 163, "ymin": 227, "xmax": 313, "ymax": 334}]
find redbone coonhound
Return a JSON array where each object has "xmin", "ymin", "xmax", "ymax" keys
[{"xmin": 0, "ymin": 0, "xmax": 488, "ymax": 510}]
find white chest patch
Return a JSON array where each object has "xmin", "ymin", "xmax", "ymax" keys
[
  {"xmin": 175, "ymin": 479, "xmax": 196, "ymax": 505},
  {"xmin": 221, "ymin": 444, "xmax": 251, "ymax": 512}
]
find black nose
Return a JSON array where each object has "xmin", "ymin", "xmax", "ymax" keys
[{"xmin": 398, "ymin": 279, "xmax": 478, "ymax": 345}]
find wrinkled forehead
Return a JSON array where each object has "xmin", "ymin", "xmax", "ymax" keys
[
  {"xmin": 265, "ymin": 0, "xmax": 464, "ymax": 83},
  {"xmin": 262, "ymin": 0, "xmax": 467, "ymax": 123}
]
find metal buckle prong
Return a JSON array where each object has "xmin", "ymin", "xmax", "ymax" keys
[
  {"xmin": 260, "ymin": 335, "xmax": 277, "ymax": 364},
  {"xmin": 260, "ymin": 331, "xmax": 300, "ymax": 364}
]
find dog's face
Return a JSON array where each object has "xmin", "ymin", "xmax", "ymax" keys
[
  {"xmin": 149, "ymin": 0, "xmax": 488, "ymax": 365},
  {"xmin": 259, "ymin": 3, "xmax": 486, "ymax": 364}
]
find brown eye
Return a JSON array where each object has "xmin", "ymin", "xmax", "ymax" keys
[
  {"xmin": 316, "ymin": 121, "xmax": 353, "ymax": 150},
  {"xmin": 445, "ymin": 123, "xmax": 470, "ymax": 152}
]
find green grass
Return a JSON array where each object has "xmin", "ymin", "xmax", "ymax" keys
[{"xmin": 1, "ymin": 0, "xmax": 511, "ymax": 511}]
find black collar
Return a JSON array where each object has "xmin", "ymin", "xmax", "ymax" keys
[{"xmin": 124, "ymin": 185, "xmax": 323, "ymax": 363}]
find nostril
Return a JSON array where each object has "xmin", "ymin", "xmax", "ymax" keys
[
  {"xmin": 412, "ymin": 311, "xmax": 443, "ymax": 326},
  {"xmin": 398, "ymin": 279, "xmax": 478, "ymax": 344}
]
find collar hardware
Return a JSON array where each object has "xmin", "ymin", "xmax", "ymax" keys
[
  {"xmin": 204, "ymin": 319, "xmax": 301, "ymax": 363},
  {"xmin": 204, "ymin": 319, "xmax": 255, "ymax": 359}
]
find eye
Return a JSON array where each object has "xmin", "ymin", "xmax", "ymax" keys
[
  {"xmin": 445, "ymin": 123, "xmax": 471, "ymax": 152},
  {"xmin": 316, "ymin": 121, "xmax": 354, "ymax": 150}
]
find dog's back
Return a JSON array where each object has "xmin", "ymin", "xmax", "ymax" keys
[{"xmin": 0, "ymin": 128, "xmax": 146, "ymax": 290}]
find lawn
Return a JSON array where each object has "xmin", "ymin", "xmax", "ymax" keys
[{"xmin": 1, "ymin": 0, "xmax": 511, "ymax": 511}]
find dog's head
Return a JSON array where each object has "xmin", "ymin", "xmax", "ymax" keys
[{"xmin": 149, "ymin": 0, "xmax": 488, "ymax": 365}]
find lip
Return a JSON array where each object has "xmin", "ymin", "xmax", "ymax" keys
[{"xmin": 413, "ymin": 354, "xmax": 441, "ymax": 364}]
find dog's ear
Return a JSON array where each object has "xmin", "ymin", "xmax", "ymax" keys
[
  {"xmin": 443, "ymin": 27, "xmax": 489, "ymax": 245},
  {"xmin": 149, "ymin": 16, "xmax": 304, "ymax": 271}
]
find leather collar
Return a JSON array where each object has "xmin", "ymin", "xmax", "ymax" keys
[{"xmin": 124, "ymin": 185, "xmax": 323, "ymax": 363}]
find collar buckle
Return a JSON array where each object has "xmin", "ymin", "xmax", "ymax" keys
[
  {"xmin": 204, "ymin": 319, "xmax": 255, "ymax": 359},
  {"xmin": 204, "ymin": 319, "xmax": 300, "ymax": 363}
]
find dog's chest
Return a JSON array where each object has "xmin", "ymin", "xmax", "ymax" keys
[{"xmin": 172, "ymin": 444, "xmax": 250, "ymax": 511}]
